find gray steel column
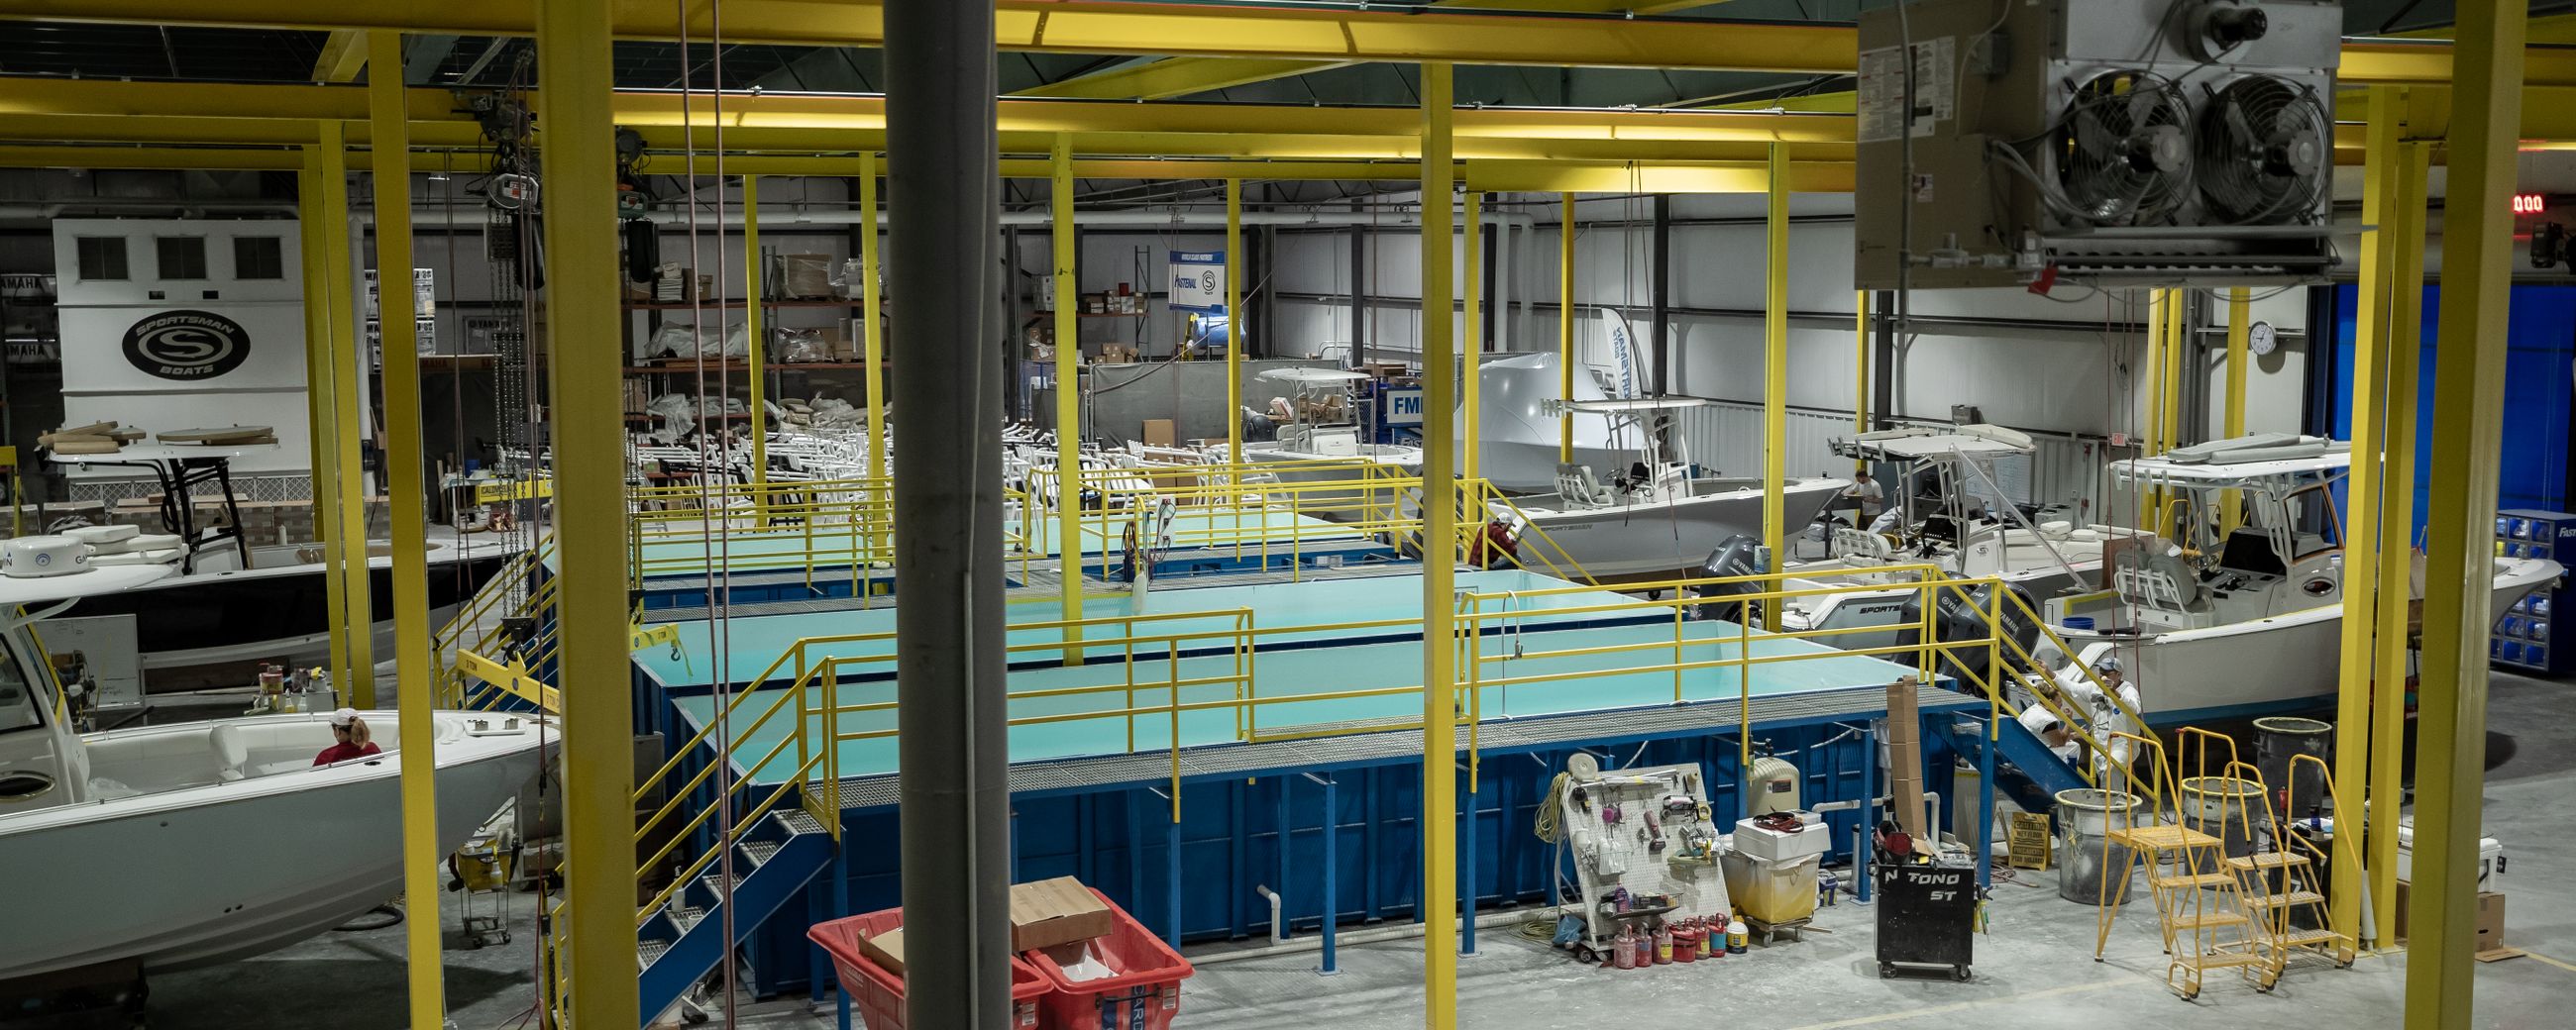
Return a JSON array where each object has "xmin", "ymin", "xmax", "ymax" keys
[
  {"xmin": 1651, "ymin": 194, "xmax": 1670, "ymax": 395},
  {"xmin": 886, "ymin": 1, "xmax": 1011, "ymax": 1026}
]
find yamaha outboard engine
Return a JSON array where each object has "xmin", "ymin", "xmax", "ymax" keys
[
  {"xmin": 1891, "ymin": 579, "xmax": 2043, "ymax": 684},
  {"xmin": 1689, "ymin": 534, "xmax": 1769, "ymax": 623}
]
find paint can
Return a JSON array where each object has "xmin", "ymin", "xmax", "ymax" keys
[
  {"xmin": 1726, "ymin": 920, "xmax": 1748, "ymax": 954},
  {"xmin": 2180, "ymin": 776, "xmax": 2264, "ymax": 858}
]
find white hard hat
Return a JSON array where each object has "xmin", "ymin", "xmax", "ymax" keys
[
  {"xmin": 328, "ymin": 707, "xmax": 361, "ymax": 727},
  {"xmin": 2093, "ymin": 655, "xmax": 2123, "ymax": 674}
]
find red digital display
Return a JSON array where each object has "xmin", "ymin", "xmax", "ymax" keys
[{"xmin": 2515, "ymin": 193, "xmax": 2548, "ymax": 216}]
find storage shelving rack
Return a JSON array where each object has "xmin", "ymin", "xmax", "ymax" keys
[
  {"xmin": 2493, "ymin": 508, "xmax": 2576, "ymax": 674},
  {"xmin": 621, "ymin": 296, "xmax": 883, "ymax": 429}
]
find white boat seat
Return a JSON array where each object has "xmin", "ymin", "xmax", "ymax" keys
[
  {"xmin": 211, "ymin": 721, "xmax": 336, "ymax": 780},
  {"xmin": 1555, "ymin": 464, "xmax": 1614, "ymax": 509}
]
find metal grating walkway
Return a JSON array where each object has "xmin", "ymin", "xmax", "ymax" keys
[{"xmin": 828, "ymin": 681, "xmax": 1972, "ymax": 810}]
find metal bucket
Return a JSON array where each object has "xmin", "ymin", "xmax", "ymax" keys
[
  {"xmin": 2253, "ymin": 716, "xmax": 2334, "ymax": 824},
  {"xmin": 2054, "ymin": 788, "xmax": 2141, "ymax": 904},
  {"xmin": 2180, "ymin": 776, "xmax": 2263, "ymax": 858}
]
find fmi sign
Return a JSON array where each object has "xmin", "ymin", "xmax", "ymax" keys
[
  {"xmin": 122, "ymin": 309, "xmax": 252, "ymax": 381},
  {"xmin": 1385, "ymin": 387, "xmax": 1426, "ymax": 426}
]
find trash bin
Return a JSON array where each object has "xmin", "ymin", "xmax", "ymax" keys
[
  {"xmin": 2053, "ymin": 788, "xmax": 2141, "ymax": 904},
  {"xmin": 2253, "ymin": 717, "xmax": 2333, "ymax": 824},
  {"xmin": 1021, "ymin": 888, "xmax": 1195, "ymax": 1030},
  {"xmin": 1720, "ymin": 850, "xmax": 1822, "ymax": 928},
  {"xmin": 808, "ymin": 908, "xmax": 1053, "ymax": 1029},
  {"xmin": 2180, "ymin": 775, "xmax": 2263, "ymax": 858}
]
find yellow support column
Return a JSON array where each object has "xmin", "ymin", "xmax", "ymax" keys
[
  {"xmin": 534, "ymin": 0, "xmax": 639, "ymax": 1024},
  {"xmin": 1557, "ymin": 192, "xmax": 1574, "ymax": 464},
  {"xmin": 367, "ymin": 30, "xmax": 445, "ymax": 1029},
  {"xmin": 2371, "ymin": 139, "xmax": 2432, "ymax": 944},
  {"xmin": 1463, "ymin": 188, "xmax": 1481, "ymax": 484},
  {"xmin": 2331, "ymin": 85, "xmax": 2401, "ymax": 946},
  {"xmin": 744, "ymin": 176, "xmax": 766, "ymax": 484},
  {"xmin": 297, "ymin": 153, "xmax": 351, "ymax": 695},
  {"xmin": 1226, "ymin": 178, "xmax": 1243, "ymax": 465},
  {"xmin": 2220, "ymin": 286, "xmax": 2250, "ymax": 537},
  {"xmin": 1762, "ymin": 142, "xmax": 1788, "ymax": 631},
  {"xmin": 2165, "ymin": 290, "xmax": 2187, "ymax": 447},
  {"xmin": 1052, "ymin": 136, "xmax": 1083, "ymax": 645},
  {"xmin": 317, "ymin": 120, "xmax": 376, "ymax": 707},
  {"xmin": 1418, "ymin": 61, "xmax": 1458, "ymax": 1030},
  {"xmin": 2138, "ymin": 290, "xmax": 2167, "ymax": 528},
  {"xmin": 1854, "ymin": 289, "xmax": 1869, "ymax": 440},
  {"xmin": 2411, "ymin": 0, "xmax": 2523, "ymax": 1008},
  {"xmin": 861, "ymin": 153, "xmax": 886, "ymax": 481}
]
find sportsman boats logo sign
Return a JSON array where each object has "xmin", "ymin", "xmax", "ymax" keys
[{"xmin": 123, "ymin": 309, "xmax": 252, "ymax": 381}]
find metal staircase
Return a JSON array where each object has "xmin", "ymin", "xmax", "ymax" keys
[
  {"xmin": 2091, "ymin": 731, "xmax": 2272, "ymax": 999},
  {"xmin": 2233, "ymin": 754, "xmax": 2358, "ymax": 973},
  {"xmin": 634, "ymin": 808, "xmax": 836, "ymax": 1024}
]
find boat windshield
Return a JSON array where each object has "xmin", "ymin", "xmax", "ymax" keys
[{"xmin": 0, "ymin": 632, "xmax": 40, "ymax": 734}]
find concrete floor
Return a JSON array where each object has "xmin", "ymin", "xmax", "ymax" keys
[{"xmin": 35, "ymin": 671, "xmax": 2575, "ymax": 1030}]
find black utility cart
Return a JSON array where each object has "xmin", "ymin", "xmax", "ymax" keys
[{"xmin": 1873, "ymin": 862, "xmax": 1980, "ymax": 980}]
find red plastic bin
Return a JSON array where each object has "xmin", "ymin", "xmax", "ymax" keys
[
  {"xmin": 1020, "ymin": 888, "xmax": 1195, "ymax": 1030},
  {"xmin": 808, "ymin": 908, "xmax": 1052, "ymax": 1029}
]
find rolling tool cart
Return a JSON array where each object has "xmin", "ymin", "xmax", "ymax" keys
[{"xmin": 1873, "ymin": 860, "xmax": 1982, "ymax": 980}]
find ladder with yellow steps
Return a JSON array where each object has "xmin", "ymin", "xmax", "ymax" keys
[
  {"xmin": 2231, "ymin": 754, "xmax": 2359, "ymax": 972},
  {"xmin": 2093, "ymin": 731, "xmax": 2272, "ymax": 1000}
]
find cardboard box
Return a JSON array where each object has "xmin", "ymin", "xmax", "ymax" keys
[
  {"xmin": 2393, "ymin": 882, "xmax": 2509, "ymax": 955},
  {"xmin": 857, "ymin": 927, "xmax": 907, "ymax": 978},
  {"xmin": 1141, "ymin": 419, "xmax": 1176, "ymax": 448},
  {"xmin": 1009, "ymin": 877, "xmax": 1115, "ymax": 954}
]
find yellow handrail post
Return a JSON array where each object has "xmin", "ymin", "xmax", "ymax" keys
[
  {"xmin": 2411, "ymin": 2, "xmax": 2523, "ymax": 1017},
  {"xmin": 535, "ymin": 0, "xmax": 640, "ymax": 1022},
  {"xmin": 2331, "ymin": 85, "xmax": 2400, "ymax": 947},
  {"xmin": 745, "ymin": 174, "xmax": 767, "ymax": 489},
  {"xmin": 1762, "ymin": 142, "xmax": 1789, "ymax": 631},
  {"xmin": 1052, "ymin": 135, "xmax": 1084, "ymax": 662},
  {"xmin": 1557, "ymin": 191, "xmax": 1575, "ymax": 464},
  {"xmin": 1419, "ymin": 60, "xmax": 1460, "ymax": 1028},
  {"xmin": 1226, "ymin": 177, "xmax": 1243, "ymax": 466},
  {"xmin": 367, "ymin": 31, "xmax": 447, "ymax": 1028}
]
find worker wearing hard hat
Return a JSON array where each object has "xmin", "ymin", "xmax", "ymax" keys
[{"xmin": 2062, "ymin": 654, "xmax": 2141, "ymax": 784}]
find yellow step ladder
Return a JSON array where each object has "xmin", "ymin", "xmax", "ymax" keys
[
  {"xmin": 2091, "ymin": 730, "xmax": 2272, "ymax": 1000},
  {"xmin": 2232, "ymin": 754, "xmax": 2359, "ymax": 973}
]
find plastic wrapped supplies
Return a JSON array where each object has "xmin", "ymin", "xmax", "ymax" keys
[
  {"xmin": 645, "ymin": 319, "xmax": 752, "ymax": 360},
  {"xmin": 775, "ymin": 327, "xmax": 831, "ymax": 363}
]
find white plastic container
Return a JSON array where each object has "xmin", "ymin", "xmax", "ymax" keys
[
  {"xmin": 1732, "ymin": 815, "xmax": 1831, "ymax": 862},
  {"xmin": 2396, "ymin": 818, "xmax": 2504, "ymax": 893}
]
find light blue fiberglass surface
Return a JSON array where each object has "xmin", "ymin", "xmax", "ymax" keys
[
  {"xmin": 633, "ymin": 568, "xmax": 1655, "ymax": 689},
  {"xmin": 565, "ymin": 507, "xmax": 1362, "ymax": 576}
]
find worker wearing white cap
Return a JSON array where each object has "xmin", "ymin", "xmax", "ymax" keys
[{"xmin": 313, "ymin": 707, "xmax": 383, "ymax": 767}]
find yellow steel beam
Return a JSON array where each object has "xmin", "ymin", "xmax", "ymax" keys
[
  {"xmin": 297, "ymin": 150, "xmax": 352, "ymax": 698},
  {"xmin": 0, "ymin": 1, "xmax": 1862, "ymax": 72},
  {"xmin": 1854, "ymin": 289, "xmax": 1869, "ymax": 445},
  {"xmin": 1016, "ymin": 56, "xmax": 1355, "ymax": 100},
  {"xmin": 861, "ymin": 152, "xmax": 886, "ymax": 481},
  {"xmin": 2409, "ymin": 0, "xmax": 2525, "ymax": 1020},
  {"xmin": 1557, "ymin": 192, "xmax": 1574, "ymax": 464},
  {"xmin": 369, "ymin": 30, "xmax": 445, "ymax": 1029},
  {"xmin": 2370, "ymin": 138, "xmax": 2431, "ymax": 959},
  {"xmin": 534, "ymin": 0, "xmax": 639, "ymax": 1022},
  {"xmin": 1418, "ymin": 61, "xmax": 1459, "ymax": 1030},
  {"xmin": 1762, "ymin": 141, "xmax": 1788, "ymax": 632},
  {"xmin": 1463, "ymin": 188, "xmax": 1481, "ymax": 485},
  {"xmin": 1052, "ymin": 135, "xmax": 1084, "ymax": 657},
  {"xmin": 1226, "ymin": 178, "xmax": 1242, "ymax": 465},
  {"xmin": 317, "ymin": 120, "xmax": 376, "ymax": 708},
  {"xmin": 2219, "ymin": 286, "xmax": 2248, "ymax": 538},
  {"xmin": 2331, "ymin": 85, "xmax": 2402, "ymax": 946},
  {"xmin": 314, "ymin": 30, "xmax": 371, "ymax": 83},
  {"xmin": 1471, "ymin": 160, "xmax": 1853, "ymax": 194},
  {"xmin": 744, "ymin": 176, "xmax": 767, "ymax": 485}
]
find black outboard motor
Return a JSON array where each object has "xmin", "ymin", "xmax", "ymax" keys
[
  {"xmin": 1688, "ymin": 534, "xmax": 1769, "ymax": 623},
  {"xmin": 1892, "ymin": 579, "xmax": 2044, "ymax": 684}
]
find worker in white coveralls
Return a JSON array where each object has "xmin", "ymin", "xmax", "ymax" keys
[{"xmin": 2061, "ymin": 653, "xmax": 2141, "ymax": 784}]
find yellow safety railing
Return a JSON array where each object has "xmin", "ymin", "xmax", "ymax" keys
[
  {"xmin": 1911, "ymin": 579, "xmax": 2159, "ymax": 790},
  {"xmin": 626, "ymin": 472, "xmax": 1048, "ymax": 593},
  {"xmin": 630, "ymin": 606, "xmax": 1259, "ymax": 922}
]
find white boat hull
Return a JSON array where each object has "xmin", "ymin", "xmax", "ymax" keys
[
  {"xmin": 2054, "ymin": 559, "xmax": 2559, "ymax": 721},
  {"xmin": 1506, "ymin": 478, "xmax": 1847, "ymax": 580},
  {"xmin": 0, "ymin": 710, "xmax": 549, "ymax": 981},
  {"xmin": 1239, "ymin": 445, "xmax": 1422, "ymax": 521}
]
